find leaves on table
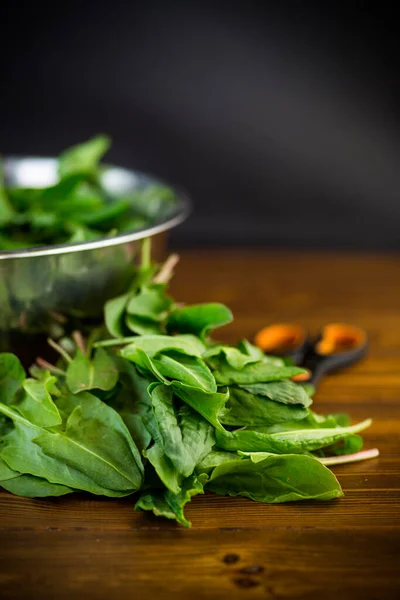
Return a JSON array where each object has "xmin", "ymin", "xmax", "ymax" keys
[
  {"xmin": 215, "ymin": 419, "xmax": 372, "ymax": 454},
  {"xmin": 0, "ymin": 390, "xmax": 143, "ymax": 496},
  {"xmin": 0, "ymin": 244, "xmax": 376, "ymax": 527},
  {"xmin": 206, "ymin": 452, "xmax": 343, "ymax": 502}
]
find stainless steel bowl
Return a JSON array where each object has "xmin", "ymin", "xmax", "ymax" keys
[{"xmin": 0, "ymin": 157, "xmax": 190, "ymax": 338}]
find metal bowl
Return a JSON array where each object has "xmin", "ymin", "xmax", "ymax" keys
[{"xmin": 0, "ymin": 157, "xmax": 190, "ymax": 339}]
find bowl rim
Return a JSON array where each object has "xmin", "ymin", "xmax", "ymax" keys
[{"xmin": 0, "ymin": 157, "xmax": 191, "ymax": 261}]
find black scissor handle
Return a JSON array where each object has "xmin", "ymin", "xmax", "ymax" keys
[
  {"xmin": 254, "ymin": 322, "xmax": 368, "ymax": 388},
  {"xmin": 304, "ymin": 323, "xmax": 368, "ymax": 388}
]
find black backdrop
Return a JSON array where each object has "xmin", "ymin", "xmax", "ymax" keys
[{"xmin": 2, "ymin": 1, "xmax": 400, "ymax": 248}]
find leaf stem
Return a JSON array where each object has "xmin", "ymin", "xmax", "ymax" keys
[
  {"xmin": 72, "ymin": 330, "xmax": 87, "ymax": 356},
  {"xmin": 35, "ymin": 357, "xmax": 66, "ymax": 376},
  {"xmin": 141, "ymin": 237, "xmax": 151, "ymax": 270},
  {"xmin": 153, "ymin": 253, "xmax": 180, "ymax": 284},
  {"xmin": 49, "ymin": 311, "xmax": 67, "ymax": 324},
  {"xmin": 47, "ymin": 338, "xmax": 73, "ymax": 364},
  {"xmin": 319, "ymin": 448, "xmax": 380, "ymax": 466}
]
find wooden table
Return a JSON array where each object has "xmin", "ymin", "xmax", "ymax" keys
[{"xmin": 1, "ymin": 250, "xmax": 400, "ymax": 599}]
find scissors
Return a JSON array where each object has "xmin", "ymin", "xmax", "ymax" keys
[{"xmin": 254, "ymin": 322, "xmax": 368, "ymax": 388}]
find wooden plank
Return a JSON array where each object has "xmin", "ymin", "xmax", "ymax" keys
[
  {"xmin": 1, "ymin": 250, "xmax": 400, "ymax": 598},
  {"xmin": 1, "ymin": 529, "xmax": 399, "ymax": 600}
]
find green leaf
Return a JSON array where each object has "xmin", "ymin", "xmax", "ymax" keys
[
  {"xmin": 0, "ymin": 392, "xmax": 143, "ymax": 496},
  {"xmin": 120, "ymin": 334, "xmax": 206, "ymax": 359},
  {"xmin": 237, "ymin": 339, "xmax": 266, "ymax": 361},
  {"xmin": 126, "ymin": 185, "xmax": 177, "ymax": 220},
  {"xmin": 152, "ymin": 352, "xmax": 217, "ymax": 392},
  {"xmin": 0, "ymin": 353, "xmax": 26, "ymax": 404},
  {"xmin": 0, "ymin": 161, "xmax": 15, "ymax": 226},
  {"xmin": 125, "ymin": 314, "xmax": 162, "ymax": 335},
  {"xmin": 78, "ymin": 198, "xmax": 130, "ymax": 227},
  {"xmin": 213, "ymin": 359, "xmax": 306, "ymax": 385},
  {"xmin": 35, "ymin": 174, "xmax": 84, "ymax": 207},
  {"xmin": 206, "ymin": 453, "xmax": 343, "ymax": 502},
  {"xmin": 215, "ymin": 419, "xmax": 372, "ymax": 454},
  {"xmin": 171, "ymin": 381, "xmax": 229, "ymax": 431},
  {"xmin": 66, "ymin": 348, "xmax": 118, "ymax": 394},
  {"xmin": 13, "ymin": 374, "xmax": 62, "ymax": 427},
  {"xmin": 126, "ymin": 284, "xmax": 173, "ymax": 321},
  {"xmin": 105, "ymin": 292, "xmax": 131, "ymax": 337},
  {"xmin": 196, "ymin": 450, "xmax": 239, "ymax": 474},
  {"xmin": 144, "ymin": 444, "xmax": 182, "ymax": 495},
  {"xmin": 0, "ymin": 455, "xmax": 18, "ymax": 481},
  {"xmin": 135, "ymin": 474, "xmax": 207, "ymax": 528},
  {"xmin": 58, "ymin": 134, "xmax": 110, "ymax": 179},
  {"xmin": 1, "ymin": 473, "xmax": 74, "ymax": 497},
  {"xmin": 220, "ymin": 387, "xmax": 309, "ymax": 427},
  {"xmin": 122, "ymin": 348, "xmax": 169, "ymax": 384},
  {"xmin": 204, "ymin": 345, "xmax": 261, "ymax": 370},
  {"xmin": 167, "ymin": 303, "xmax": 233, "ymax": 339},
  {"xmin": 143, "ymin": 385, "xmax": 214, "ymax": 493},
  {"xmin": 249, "ymin": 411, "xmax": 352, "ymax": 434},
  {"xmin": 317, "ymin": 434, "xmax": 364, "ymax": 457},
  {"xmin": 106, "ymin": 361, "xmax": 154, "ymax": 453},
  {"xmin": 239, "ymin": 380, "xmax": 313, "ymax": 407},
  {"xmin": 122, "ymin": 346, "xmax": 218, "ymax": 393}
]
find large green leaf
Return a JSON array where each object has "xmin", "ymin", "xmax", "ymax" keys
[
  {"xmin": 167, "ymin": 303, "xmax": 233, "ymax": 339},
  {"xmin": 0, "ymin": 473, "xmax": 74, "ymax": 497},
  {"xmin": 250, "ymin": 411, "xmax": 351, "ymax": 434},
  {"xmin": 106, "ymin": 361, "xmax": 154, "ymax": 453},
  {"xmin": 220, "ymin": 387, "xmax": 308, "ymax": 427},
  {"xmin": 0, "ymin": 393, "xmax": 143, "ymax": 496},
  {"xmin": 206, "ymin": 453, "xmax": 343, "ymax": 502},
  {"xmin": 212, "ymin": 359, "xmax": 306, "ymax": 385},
  {"xmin": 152, "ymin": 352, "xmax": 217, "ymax": 392},
  {"xmin": 171, "ymin": 381, "xmax": 229, "ymax": 431},
  {"xmin": 143, "ymin": 385, "xmax": 214, "ymax": 493},
  {"xmin": 215, "ymin": 419, "xmax": 372, "ymax": 454},
  {"xmin": 239, "ymin": 380, "xmax": 313, "ymax": 407}
]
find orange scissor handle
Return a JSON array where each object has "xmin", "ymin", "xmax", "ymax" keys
[{"xmin": 254, "ymin": 323, "xmax": 307, "ymax": 355}]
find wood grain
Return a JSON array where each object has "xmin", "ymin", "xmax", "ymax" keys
[{"xmin": 1, "ymin": 250, "xmax": 400, "ymax": 599}]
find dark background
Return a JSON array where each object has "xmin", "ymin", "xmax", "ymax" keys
[{"xmin": 2, "ymin": 1, "xmax": 400, "ymax": 248}]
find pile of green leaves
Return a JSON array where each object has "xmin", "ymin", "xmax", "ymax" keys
[
  {"xmin": 0, "ymin": 254, "xmax": 376, "ymax": 527},
  {"xmin": 0, "ymin": 135, "xmax": 177, "ymax": 250}
]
